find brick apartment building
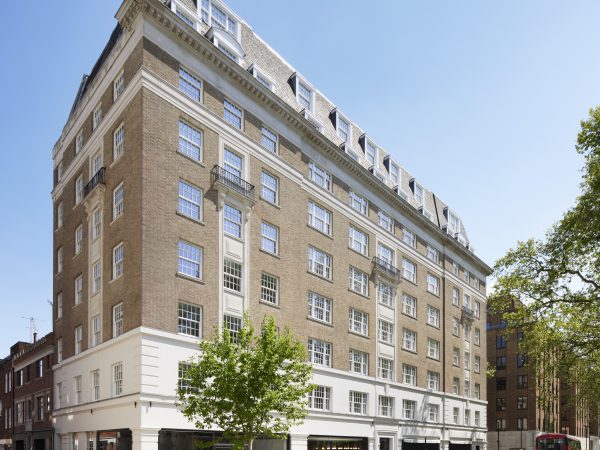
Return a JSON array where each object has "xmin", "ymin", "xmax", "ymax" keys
[
  {"xmin": 12, "ymin": 333, "xmax": 54, "ymax": 450},
  {"xmin": 486, "ymin": 309, "xmax": 599, "ymax": 450},
  {"xmin": 1, "ymin": 355, "xmax": 13, "ymax": 450},
  {"xmin": 0, "ymin": 334, "xmax": 55, "ymax": 450},
  {"xmin": 50, "ymin": 1, "xmax": 492, "ymax": 450}
]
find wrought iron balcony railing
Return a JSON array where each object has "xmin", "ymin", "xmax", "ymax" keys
[
  {"xmin": 84, "ymin": 167, "xmax": 106, "ymax": 197},
  {"xmin": 462, "ymin": 305, "xmax": 475, "ymax": 321},
  {"xmin": 372, "ymin": 256, "xmax": 401, "ymax": 281},
  {"xmin": 211, "ymin": 165, "xmax": 255, "ymax": 200}
]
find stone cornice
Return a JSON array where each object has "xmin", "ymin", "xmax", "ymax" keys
[{"xmin": 119, "ymin": 0, "xmax": 492, "ymax": 276}]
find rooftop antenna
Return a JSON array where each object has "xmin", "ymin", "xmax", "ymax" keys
[{"xmin": 22, "ymin": 316, "xmax": 43, "ymax": 343}]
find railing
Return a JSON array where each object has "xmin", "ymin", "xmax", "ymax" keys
[
  {"xmin": 372, "ymin": 256, "xmax": 400, "ymax": 280},
  {"xmin": 211, "ymin": 165, "xmax": 255, "ymax": 200},
  {"xmin": 84, "ymin": 167, "xmax": 106, "ymax": 197},
  {"xmin": 462, "ymin": 305, "xmax": 475, "ymax": 320}
]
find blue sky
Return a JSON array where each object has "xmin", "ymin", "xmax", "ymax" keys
[{"xmin": 1, "ymin": 1, "xmax": 599, "ymax": 351}]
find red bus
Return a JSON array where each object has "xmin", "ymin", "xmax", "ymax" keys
[{"xmin": 536, "ymin": 434, "xmax": 582, "ymax": 450}]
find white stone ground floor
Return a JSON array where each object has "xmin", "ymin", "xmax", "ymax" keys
[{"xmin": 52, "ymin": 328, "xmax": 487, "ymax": 450}]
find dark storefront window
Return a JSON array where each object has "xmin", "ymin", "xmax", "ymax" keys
[
  {"xmin": 308, "ymin": 436, "xmax": 368, "ymax": 450},
  {"xmin": 97, "ymin": 430, "xmax": 132, "ymax": 450}
]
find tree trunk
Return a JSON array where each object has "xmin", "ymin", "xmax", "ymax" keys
[{"xmin": 248, "ymin": 439, "xmax": 254, "ymax": 450}]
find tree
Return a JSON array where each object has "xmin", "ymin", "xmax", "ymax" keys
[
  {"xmin": 177, "ymin": 314, "xmax": 315, "ymax": 450},
  {"xmin": 490, "ymin": 106, "xmax": 600, "ymax": 406}
]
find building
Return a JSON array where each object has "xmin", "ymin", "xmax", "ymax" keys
[
  {"xmin": 12, "ymin": 334, "xmax": 55, "ymax": 450},
  {"xmin": 50, "ymin": 1, "xmax": 492, "ymax": 450},
  {"xmin": 1, "ymin": 354, "xmax": 13, "ymax": 450}
]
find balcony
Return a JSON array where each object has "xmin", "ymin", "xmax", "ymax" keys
[
  {"xmin": 84, "ymin": 167, "xmax": 105, "ymax": 197},
  {"xmin": 211, "ymin": 165, "xmax": 255, "ymax": 202},
  {"xmin": 462, "ymin": 305, "xmax": 475, "ymax": 322},
  {"xmin": 372, "ymin": 256, "xmax": 401, "ymax": 282}
]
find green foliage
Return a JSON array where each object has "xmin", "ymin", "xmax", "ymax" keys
[
  {"xmin": 177, "ymin": 314, "xmax": 315, "ymax": 450},
  {"xmin": 489, "ymin": 106, "xmax": 600, "ymax": 406}
]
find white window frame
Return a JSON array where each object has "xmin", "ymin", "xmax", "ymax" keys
[
  {"xmin": 307, "ymin": 292, "xmax": 332, "ymax": 324},
  {"xmin": 427, "ymin": 338, "xmax": 440, "ymax": 360},
  {"xmin": 57, "ymin": 202, "xmax": 63, "ymax": 229},
  {"xmin": 427, "ymin": 370, "xmax": 440, "ymax": 391},
  {"xmin": 377, "ymin": 319, "xmax": 394, "ymax": 344},
  {"xmin": 377, "ymin": 357, "xmax": 393, "ymax": 381},
  {"xmin": 349, "ymin": 266, "xmax": 369, "ymax": 296},
  {"xmin": 402, "ymin": 293, "xmax": 417, "ymax": 318},
  {"xmin": 74, "ymin": 325, "xmax": 83, "ymax": 355},
  {"xmin": 403, "ymin": 228, "xmax": 416, "ymax": 248},
  {"xmin": 260, "ymin": 273, "xmax": 279, "ymax": 305},
  {"xmin": 112, "ymin": 303, "xmax": 124, "ymax": 338},
  {"xmin": 308, "ymin": 246, "xmax": 332, "ymax": 280},
  {"xmin": 179, "ymin": 67, "xmax": 203, "ymax": 103},
  {"xmin": 308, "ymin": 386, "xmax": 331, "ymax": 411},
  {"xmin": 260, "ymin": 222, "xmax": 279, "ymax": 255},
  {"xmin": 307, "ymin": 338, "xmax": 331, "ymax": 367},
  {"xmin": 178, "ymin": 179, "xmax": 202, "ymax": 221},
  {"xmin": 334, "ymin": 110, "xmax": 352, "ymax": 144},
  {"xmin": 92, "ymin": 104, "xmax": 102, "ymax": 130},
  {"xmin": 75, "ymin": 132, "xmax": 83, "ymax": 155},
  {"xmin": 295, "ymin": 76, "xmax": 315, "ymax": 113},
  {"xmin": 403, "ymin": 364, "xmax": 417, "ymax": 386},
  {"xmin": 348, "ymin": 308, "xmax": 369, "ymax": 336},
  {"xmin": 92, "ymin": 370, "xmax": 100, "ymax": 401},
  {"xmin": 402, "ymin": 258, "xmax": 416, "ymax": 283},
  {"xmin": 178, "ymin": 120, "xmax": 203, "ymax": 162},
  {"xmin": 307, "ymin": 161, "xmax": 332, "ymax": 191},
  {"xmin": 260, "ymin": 170, "xmax": 279, "ymax": 205},
  {"xmin": 377, "ymin": 282, "xmax": 394, "ymax": 307},
  {"xmin": 223, "ymin": 203, "xmax": 243, "ymax": 239},
  {"xmin": 91, "ymin": 315, "xmax": 101, "ymax": 347},
  {"xmin": 178, "ymin": 240, "xmax": 202, "ymax": 279},
  {"xmin": 378, "ymin": 396, "xmax": 394, "ymax": 417},
  {"xmin": 112, "ymin": 183, "xmax": 124, "ymax": 220},
  {"xmin": 75, "ymin": 175, "xmax": 83, "ymax": 205},
  {"xmin": 348, "ymin": 349, "xmax": 368, "ymax": 375},
  {"xmin": 427, "ymin": 305, "xmax": 440, "ymax": 328},
  {"xmin": 403, "ymin": 329, "xmax": 417, "ymax": 352},
  {"xmin": 348, "ymin": 225, "xmax": 368, "ymax": 255},
  {"xmin": 113, "ymin": 124, "xmax": 125, "ymax": 161},
  {"xmin": 57, "ymin": 247, "xmax": 63, "ymax": 274},
  {"xmin": 349, "ymin": 391, "xmax": 368, "ymax": 415},
  {"xmin": 403, "ymin": 399, "xmax": 416, "ymax": 419},
  {"xmin": 349, "ymin": 191, "xmax": 368, "ymax": 215},
  {"xmin": 74, "ymin": 274, "xmax": 83, "ymax": 305},
  {"xmin": 427, "ymin": 274, "xmax": 440, "ymax": 295},
  {"xmin": 113, "ymin": 70, "xmax": 125, "ymax": 102},
  {"xmin": 112, "ymin": 242, "xmax": 124, "ymax": 280},
  {"xmin": 378, "ymin": 210, "xmax": 394, "ymax": 233},
  {"xmin": 223, "ymin": 98, "xmax": 243, "ymax": 129},
  {"xmin": 178, "ymin": 302, "xmax": 202, "ymax": 338},
  {"xmin": 427, "ymin": 246, "xmax": 439, "ymax": 263},
  {"xmin": 260, "ymin": 125, "xmax": 278, "ymax": 153},
  {"xmin": 308, "ymin": 201, "xmax": 332, "ymax": 235},
  {"xmin": 112, "ymin": 363, "xmax": 123, "ymax": 397},
  {"xmin": 223, "ymin": 259, "xmax": 243, "ymax": 293}
]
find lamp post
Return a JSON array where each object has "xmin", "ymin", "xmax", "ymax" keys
[{"xmin": 497, "ymin": 427, "xmax": 500, "ymax": 450}]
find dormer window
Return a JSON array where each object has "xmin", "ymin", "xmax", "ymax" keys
[
  {"xmin": 444, "ymin": 208, "xmax": 462, "ymax": 235},
  {"xmin": 298, "ymin": 81, "xmax": 313, "ymax": 111},
  {"xmin": 331, "ymin": 109, "xmax": 352, "ymax": 144},
  {"xmin": 389, "ymin": 162, "xmax": 400, "ymax": 185},
  {"xmin": 206, "ymin": 26, "xmax": 245, "ymax": 64},
  {"xmin": 410, "ymin": 179, "xmax": 424, "ymax": 206},
  {"xmin": 359, "ymin": 134, "xmax": 379, "ymax": 167},
  {"xmin": 248, "ymin": 64, "xmax": 275, "ymax": 91},
  {"xmin": 291, "ymin": 73, "xmax": 315, "ymax": 113}
]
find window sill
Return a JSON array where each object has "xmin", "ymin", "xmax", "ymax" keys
[
  {"xmin": 427, "ymin": 290, "xmax": 441, "ymax": 298},
  {"xmin": 175, "ymin": 272, "xmax": 205, "ymax": 285},
  {"xmin": 176, "ymin": 211, "xmax": 205, "ymax": 226},
  {"xmin": 402, "ymin": 277, "xmax": 418, "ymax": 286},
  {"xmin": 72, "ymin": 302, "xmax": 82, "ymax": 309},
  {"xmin": 259, "ymin": 300, "xmax": 279, "ymax": 309},
  {"xmin": 348, "ymin": 288, "xmax": 369, "ymax": 300},
  {"xmin": 426, "ymin": 356, "xmax": 440, "ymax": 362},
  {"xmin": 109, "ymin": 154, "xmax": 124, "ymax": 169},
  {"xmin": 377, "ymin": 339, "xmax": 394, "ymax": 346},
  {"xmin": 109, "ymin": 274, "xmax": 124, "ymax": 285},
  {"xmin": 401, "ymin": 312, "xmax": 418, "ymax": 321},
  {"xmin": 307, "ymin": 224, "xmax": 334, "ymax": 240},
  {"xmin": 110, "ymin": 214, "xmax": 123, "ymax": 227},
  {"xmin": 306, "ymin": 270, "xmax": 333, "ymax": 284},
  {"xmin": 348, "ymin": 330, "xmax": 369, "ymax": 340},
  {"xmin": 348, "ymin": 247, "xmax": 369, "ymax": 260},
  {"xmin": 176, "ymin": 150, "xmax": 205, "ymax": 168},
  {"xmin": 426, "ymin": 323, "xmax": 441, "ymax": 330},
  {"xmin": 401, "ymin": 348, "xmax": 418, "ymax": 355},
  {"xmin": 259, "ymin": 249, "xmax": 280, "ymax": 259},
  {"xmin": 260, "ymin": 197, "xmax": 280, "ymax": 209},
  {"xmin": 306, "ymin": 317, "xmax": 333, "ymax": 328}
]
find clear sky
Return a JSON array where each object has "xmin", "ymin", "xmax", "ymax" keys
[{"xmin": 1, "ymin": 1, "xmax": 599, "ymax": 352}]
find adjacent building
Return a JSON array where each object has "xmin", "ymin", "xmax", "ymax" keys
[
  {"xmin": 0, "ymin": 334, "xmax": 55, "ymax": 450},
  {"xmin": 1, "ymin": 355, "xmax": 13, "ymax": 450},
  {"xmin": 50, "ymin": 2, "xmax": 492, "ymax": 450},
  {"xmin": 486, "ymin": 307, "xmax": 600, "ymax": 450}
]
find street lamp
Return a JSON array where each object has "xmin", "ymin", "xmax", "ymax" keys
[{"xmin": 497, "ymin": 426, "xmax": 500, "ymax": 450}]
